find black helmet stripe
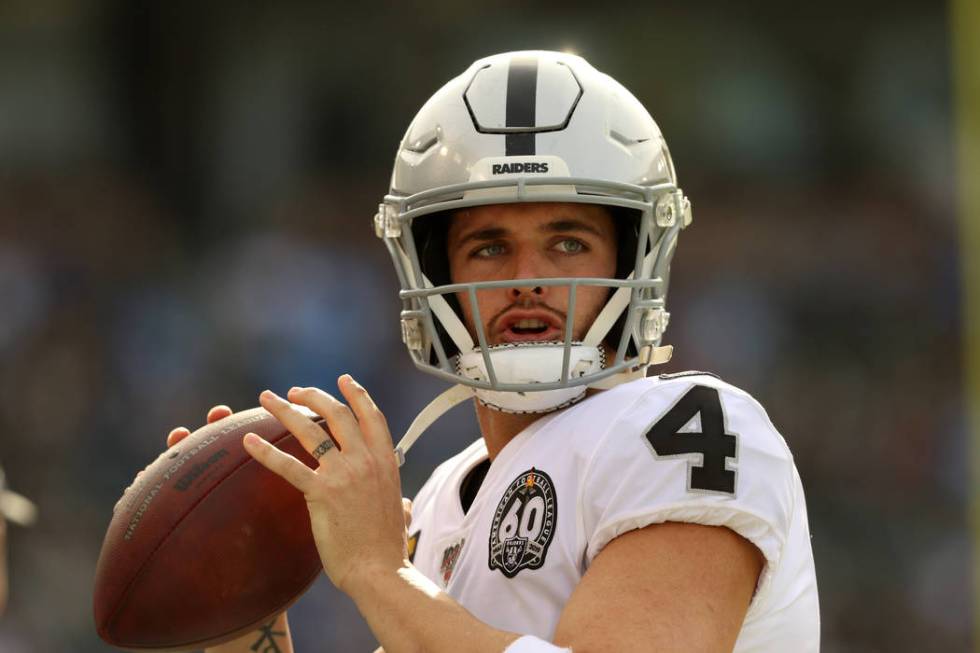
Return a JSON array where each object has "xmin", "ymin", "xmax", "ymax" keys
[{"xmin": 505, "ymin": 56, "xmax": 538, "ymax": 155}]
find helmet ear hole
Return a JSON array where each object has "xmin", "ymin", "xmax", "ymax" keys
[
  {"xmin": 413, "ymin": 211, "xmax": 453, "ymax": 287},
  {"xmin": 603, "ymin": 206, "xmax": 642, "ymax": 358},
  {"xmin": 412, "ymin": 211, "xmax": 463, "ymax": 363},
  {"xmin": 612, "ymin": 206, "xmax": 642, "ymax": 281}
]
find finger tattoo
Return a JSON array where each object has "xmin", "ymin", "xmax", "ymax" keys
[
  {"xmin": 312, "ymin": 438, "xmax": 335, "ymax": 459},
  {"xmin": 250, "ymin": 619, "xmax": 286, "ymax": 652}
]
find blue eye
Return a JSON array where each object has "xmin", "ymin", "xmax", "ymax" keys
[
  {"xmin": 475, "ymin": 243, "xmax": 506, "ymax": 258},
  {"xmin": 555, "ymin": 239, "xmax": 585, "ymax": 254}
]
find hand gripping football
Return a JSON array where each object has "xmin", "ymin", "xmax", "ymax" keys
[{"xmin": 94, "ymin": 407, "xmax": 326, "ymax": 650}]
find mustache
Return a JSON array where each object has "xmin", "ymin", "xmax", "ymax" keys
[{"xmin": 486, "ymin": 300, "xmax": 567, "ymax": 334}]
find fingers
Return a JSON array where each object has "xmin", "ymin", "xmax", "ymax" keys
[
  {"xmin": 284, "ymin": 386, "xmax": 367, "ymax": 458},
  {"xmin": 260, "ymin": 390, "xmax": 350, "ymax": 461},
  {"xmin": 206, "ymin": 405, "xmax": 233, "ymax": 424},
  {"xmin": 337, "ymin": 375, "xmax": 395, "ymax": 456},
  {"xmin": 167, "ymin": 405, "xmax": 232, "ymax": 449},
  {"xmin": 166, "ymin": 427, "xmax": 190, "ymax": 448},
  {"xmin": 243, "ymin": 433, "xmax": 317, "ymax": 494},
  {"xmin": 260, "ymin": 379, "xmax": 394, "ymax": 471},
  {"xmin": 402, "ymin": 497, "xmax": 413, "ymax": 529}
]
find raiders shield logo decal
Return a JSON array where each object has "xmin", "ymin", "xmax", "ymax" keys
[{"xmin": 488, "ymin": 468, "xmax": 557, "ymax": 578}]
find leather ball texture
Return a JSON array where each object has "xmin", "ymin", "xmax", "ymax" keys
[{"xmin": 94, "ymin": 407, "xmax": 326, "ymax": 650}]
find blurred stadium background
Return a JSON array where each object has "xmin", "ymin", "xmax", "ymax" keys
[{"xmin": 0, "ymin": 0, "xmax": 973, "ymax": 650}]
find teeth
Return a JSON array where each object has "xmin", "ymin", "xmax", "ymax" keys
[{"xmin": 514, "ymin": 319, "xmax": 547, "ymax": 329}]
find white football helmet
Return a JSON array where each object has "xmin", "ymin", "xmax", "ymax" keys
[{"xmin": 377, "ymin": 51, "xmax": 692, "ymax": 461}]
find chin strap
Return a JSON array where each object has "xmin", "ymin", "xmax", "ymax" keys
[
  {"xmin": 425, "ymin": 282, "xmax": 474, "ymax": 353},
  {"xmin": 392, "ymin": 345, "xmax": 673, "ymax": 466},
  {"xmin": 586, "ymin": 344, "xmax": 673, "ymax": 389},
  {"xmin": 394, "ymin": 384, "xmax": 474, "ymax": 467}
]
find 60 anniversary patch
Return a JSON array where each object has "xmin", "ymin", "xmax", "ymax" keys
[{"xmin": 488, "ymin": 468, "xmax": 556, "ymax": 578}]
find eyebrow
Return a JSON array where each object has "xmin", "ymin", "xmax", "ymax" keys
[{"xmin": 454, "ymin": 218, "xmax": 605, "ymax": 248}]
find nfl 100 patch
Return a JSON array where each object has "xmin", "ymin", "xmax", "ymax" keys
[
  {"xmin": 440, "ymin": 538, "xmax": 465, "ymax": 585},
  {"xmin": 488, "ymin": 468, "xmax": 557, "ymax": 578}
]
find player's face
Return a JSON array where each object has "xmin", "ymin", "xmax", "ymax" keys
[{"xmin": 447, "ymin": 202, "xmax": 617, "ymax": 346}]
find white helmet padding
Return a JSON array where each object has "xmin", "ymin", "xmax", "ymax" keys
[{"xmin": 458, "ymin": 342, "xmax": 605, "ymax": 413}]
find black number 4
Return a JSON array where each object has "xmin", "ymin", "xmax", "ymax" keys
[{"xmin": 644, "ymin": 385, "xmax": 737, "ymax": 494}]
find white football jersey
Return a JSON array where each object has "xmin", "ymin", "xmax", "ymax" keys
[{"xmin": 408, "ymin": 373, "xmax": 820, "ymax": 651}]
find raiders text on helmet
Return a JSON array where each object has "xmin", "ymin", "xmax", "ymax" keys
[{"xmin": 491, "ymin": 162, "xmax": 549, "ymax": 175}]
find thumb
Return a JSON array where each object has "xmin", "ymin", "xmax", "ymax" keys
[{"xmin": 402, "ymin": 497, "xmax": 413, "ymax": 529}]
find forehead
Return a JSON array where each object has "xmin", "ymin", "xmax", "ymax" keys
[{"xmin": 447, "ymin": 202, "xmax": 614, "ymax": 235}]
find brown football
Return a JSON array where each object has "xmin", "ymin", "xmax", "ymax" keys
[{"xmin": 93, "ymin": 406, "xmax": 326, "ymax": 650}]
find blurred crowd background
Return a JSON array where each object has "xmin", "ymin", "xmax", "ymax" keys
[{"xmin": 0, "ymin": 1, "xmax": 971, "ymax": 651}]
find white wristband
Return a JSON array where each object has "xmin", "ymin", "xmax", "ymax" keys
[{"xmin": 503, "ymin": 635, "xmax": 572, "ymax": 653}]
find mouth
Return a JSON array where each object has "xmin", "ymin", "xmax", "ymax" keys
[{"xmin": 494, "ymin": 311, "xmax": 565, "ymax": 344}]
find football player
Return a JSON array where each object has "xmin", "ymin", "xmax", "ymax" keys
[{"xmin": 171, "ymin": 51, "xmax": 819, "ymax": 652}]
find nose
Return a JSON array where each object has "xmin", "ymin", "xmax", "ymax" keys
[
  {"xmin": 509, "ymin": 283, "xmax": 544, "ymax": 302},
  {"xmin": 506, "ymin": 245, "xmax": 548, "ymax": 301}
]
